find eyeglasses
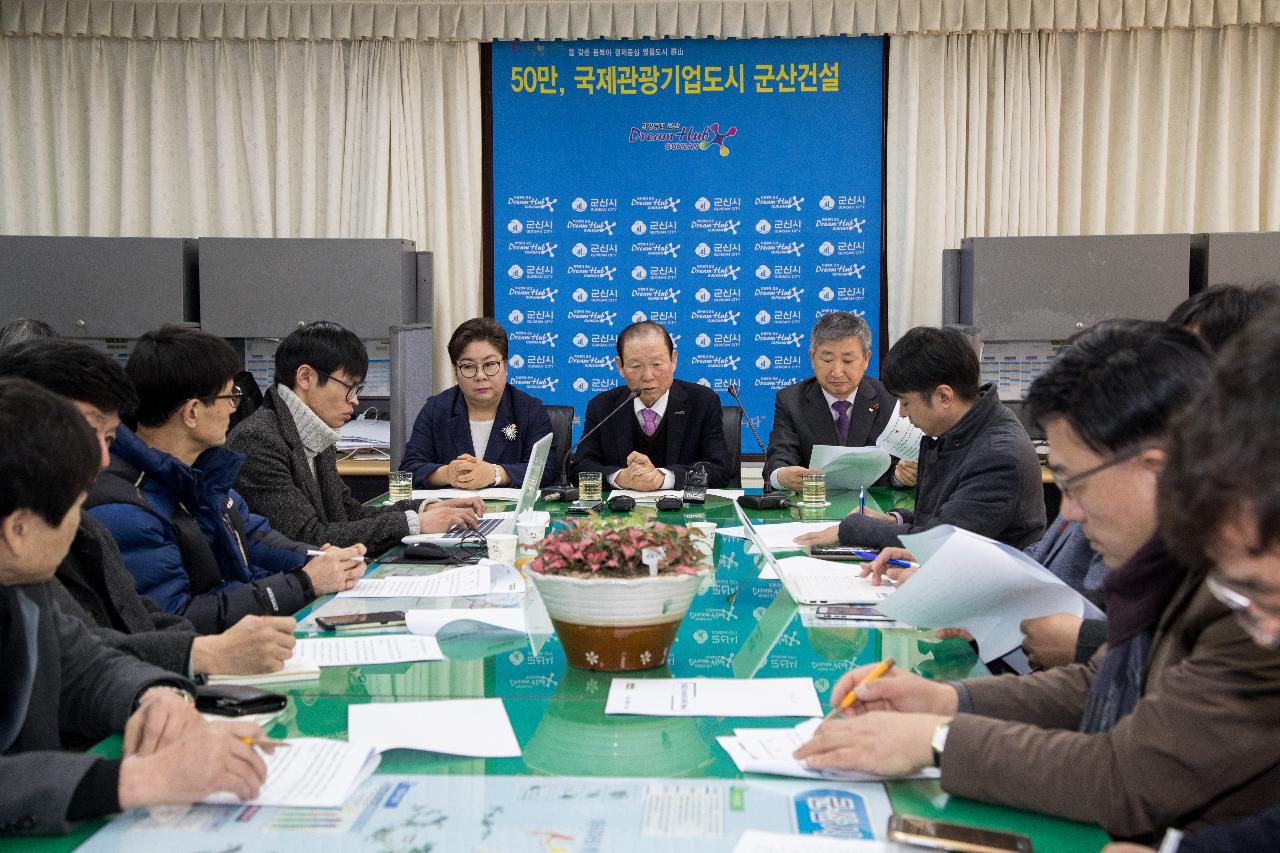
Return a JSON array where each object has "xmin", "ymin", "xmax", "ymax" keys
[
  {"xmin": 456, "ymin": 359, "xmax": 504, "ymax": 379},
  {"xmin": 316, "ymin": 369, "xmax": 365, "ymax": 402},
  {"xmin": 198, "ymin": 386, "xmax": 244, "ymax": 409},
  {"xmin": 1207, "ymin": 574, "xmax": 1280, "ymax": 650},
  {"xmin": 1050, "ymin": 444, "xmax": 1149, "ymax": 500}
]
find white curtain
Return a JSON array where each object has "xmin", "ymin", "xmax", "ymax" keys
[
  {"xmin": 886, "ymin": 25, "xmax": 1280, "ymax": 336},
  {"xmin": 0, "ymin": 34, "xmax": 482, "ymax": 389}
]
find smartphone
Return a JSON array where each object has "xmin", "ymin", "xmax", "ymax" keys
[
  {"xmin": 815, "ymin": 605, "xmax": 892, "ymax": 621},
  {"xmin": 315, "ymin": 610, "xmax": 406, "ymax": 631},
  {"xmin": 809, "ymin": 545, "xmax": 880, "ymax": 561},
  {"xmin": 566, "ymin": 500, "xmax": 604, "ymax": 515},
  {"xmin": 887, "ymin": 816, "xmax": 1033, "ymax": 853}
]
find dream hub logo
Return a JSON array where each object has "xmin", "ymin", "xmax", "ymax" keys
[{"xmin": 699, "ymin": 122, "xmax": 737, "ymax": 156}]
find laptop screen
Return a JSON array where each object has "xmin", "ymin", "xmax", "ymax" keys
[
  {"xmin": 513, "ymin": 432, "xmax": 553, "ymax": 517},
  {"xmin": 731, "ymin": 501, "xmax": 784, "ymax": 576}
]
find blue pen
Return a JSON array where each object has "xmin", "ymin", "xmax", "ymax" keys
[
  {"xmin": 858, "ymin": 486, "xmax": 865, "ymax": 514},
  {"xmin": 851, "ymin": 549, "xmax": 914, "ymax": 568}
]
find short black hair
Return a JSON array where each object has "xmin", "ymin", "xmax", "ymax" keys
[
  {"xmin": 1167, "ymin": 283, "xmax": 1280, "ymax": 352},
  {"xmin": 0, "ymin": 338, "xmax": 138, "ymax": 415},
  {"xmin": 0, "ymin": 318, "xmax": 57, "ymax": 349},
  {"xmin": 1161, "ymin": 309, "xmax": 1280, "ymax": 566},
  {"xmin": 1025, "ymin": 320, "xmax": 1211, "ymax": 455},
  {"xmin": 881, "ymin": 326, "xmax": 980, "ymax": 401},
  {"xmin": 274, "ymin": 321, "xmax": 368, "ymax": 389},
  {"xmin": 447, "ymin": 318, "xmax": 509, "ymax": 363},
  {"xmin": 0, "ymin": 378, "xmax": 100, "ymax": 527},
  {"xmin": 616, "ymin": 320, "xmax": 674, "ymax": 359},
  {"xmin": 128, "ymin": 326, "xmax": 241, "ymax": 428}
]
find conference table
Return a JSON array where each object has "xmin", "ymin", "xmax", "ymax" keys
[{"xmin": 16, "ymin": 489, "xmax": 1108, "ymax": 852}]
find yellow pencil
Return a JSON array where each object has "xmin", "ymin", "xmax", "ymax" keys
[
  {"xmin": 823, "ymin": 658, "xmax": 895, "ymax": 722},
  {"xmin": 240, "ymin": 736, "xmax": 292, "ymax": 749}
]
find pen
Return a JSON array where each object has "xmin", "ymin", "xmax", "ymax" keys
[
  {"xmin": 306, "ymin": 549, "xmax": 366, "ymax": 562},
  {"xmin": 823, "ymin": 658, "xmax": 895, "ymax": 722},
  {"xmin": 858, "ymin": 487, "xmax": 865, "ymax": 514},
  {"xmin": 240, "ymin": 736, "xmax": 292, "ymax": 749},
  {"xmin": 851, "ymin": 550, "xmax": 916, "ymax": 569}
]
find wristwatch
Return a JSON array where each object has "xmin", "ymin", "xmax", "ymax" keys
[
  {"xmin": 492, "ymin": 465, "xmax": 503, "ymax": 487},
  {"xmin": 931, "ymin": 723, "xmax": 950, "ymax": 768}
]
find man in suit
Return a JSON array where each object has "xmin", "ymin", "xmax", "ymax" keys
[
  {"xmin": 573, "ymin": 320, "xmax": 733, "ymax": 489},
  {"xmin": 0, "ymin": 339, "xmax": 296, "ymax": 677},
  {"xmin": 227, "ymin": 322, "xmax": 483, "ymax": 554},
  {"xmin": 0, "ymin": 378, "xmax": 267, "ymax": 836},
  {"xmin": 765, "ymin": 311, "xmax": 897, "ymax": 491}
]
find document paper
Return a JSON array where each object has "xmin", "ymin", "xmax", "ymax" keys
[
  {"xmin": 336, "ymin": 564, "xmax": 496, "ymax": 598},
  {"xmin": 348, "ymin": 698, "xmax": 522, "ymax": 757},
  {"xmin": 605, "ymin": 677, "xmax": 823, "ymax": 718},
  {"xmin": 877, "ymin": 524, "xmax": 1105, "ymax": 661},
  {"xmin": 718, "ymin": 718, "xmax": 939, "ymax": 783},
  {"xmin": 202, "ymin": 738, "xmax": 381, "ymax": 809},
  {"xmin": 292, "ymin": 634, "xmax": 443, "ymax": 666},
  {"xmin": 405, "ymin": 607, "xmax": 527, "ymax": 636},
  {"xmin": 874, "ymin": 402, "xmax": 924, "ymax": 462},
  {"xmin": 772, "ymin": 556, "xmax": 894, "ymax": 605},
  {"xmin": 717, "ymin": 522, "xmax": 832, "ymax": 554},
  {"xmin": 808, "ymin": 445, "xmax": 892, "ymax": 491},
  {"xmin": 411, "ymin": 487, "xmax": 525, "ymax": 502}
]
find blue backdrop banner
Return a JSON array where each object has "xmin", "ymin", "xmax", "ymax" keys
[{"xmin": 491, "ymin": 36, "xmax": 885, "ymax": 451}]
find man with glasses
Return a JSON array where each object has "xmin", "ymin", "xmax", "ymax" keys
[
  {"xmin": 1104, "ymin": 311, "xmax": 1280, "ymax": 853},
  {"xmin": 87, "ymin": 327, "xmax": 366, "ymax": 633},
  {"xmin": 228, "ymin": 322, "xmax": 484, "ymax": 554},
  {"xmin": 796, "ymin": 321, "xmax": 1280, "ymax": 841}
]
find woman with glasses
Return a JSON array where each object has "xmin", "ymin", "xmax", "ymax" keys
[{"xmin": 401, "ymin": 317, "xmax": 559, "ymax": 489}]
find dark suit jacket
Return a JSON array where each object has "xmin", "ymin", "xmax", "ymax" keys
[
  {"xmin": 571, "ymin": 379, "xmax": 733, "ymax": 488},
  {"xmin": 52, "ymin": 515, "xmax": 197, "ymax": 675},
  {"xmin": 227, "ymin": 388, "xmax": 417, "ymax": 554},
  {"xmin": 1, "ymin": 583, "xmax": 189, "ymax": 836},
  {"xmin": 400, "ymin": 383, "xmax": 559, "ymax": 489},
  {"xmin": 764, "ymin": 375, "xmax": 897, "ymax": 486}
]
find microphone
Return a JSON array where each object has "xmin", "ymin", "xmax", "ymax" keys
[
  {"xmin": 541, "ymin": 387, "xmax": 641, "ymax": 501},
  {"xmin": 726, "ymin": 384, "xmax": 791, "ymax": 510}
]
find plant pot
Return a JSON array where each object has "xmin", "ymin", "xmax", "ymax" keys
[{"xmin": 528, "ymin": 571, "xmax": 703, "ymax": 671}]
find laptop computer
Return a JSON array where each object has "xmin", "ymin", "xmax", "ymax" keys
[
  {"xmin": 404, "ymin": 432, "xmax": 553, "ymax": 545},
  {"xmin": 731, "ymin": 502, "xmax": 890, "ymax": 606}
]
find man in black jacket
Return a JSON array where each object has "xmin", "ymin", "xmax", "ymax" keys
[
  {"xmin": 572, "ymin": 320, "xmax": 733, "ymax": 489},
  {"xmin": 798, "ymin": 326, "xmax": 1045, "ymax": 550},
  {"xmin": 0, "ymin": 378, "xmax": 266, "ymax": 836},
  {"xmin": 0, "ymin": 339, "xmax": 296, "ymax": 677},
  {"xmin": 764, "ymin": 311, "xmax": 897, "ymax": 491}
]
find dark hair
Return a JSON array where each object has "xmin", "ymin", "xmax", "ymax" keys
[
  {"xmin": 616, "ymin": 320, "xmax": 674, "ymax": 359},
  {"xmin": 0, "ymin": 318, "xmax": 57, "ymax": 349},
  {"xmin": 1167, "ymin": 283, "xmax": 1280, "ymax": 353},
  {"xmin": 881, "ymin": 326, "xmax": 980, "ymax": 401},
  {"xmin": 447, "ymin": 318, "xmax": 509, "ymax": 363},
  {"xmin": 274, "ymin": 321, "xmax": 369, "ymax": 389},
  {"xmin": 0, "ymin": 378, "xmax": 100, "ymax": 527},
  {"xmin": 1160, "ymin": 308, "xmax": 1280, "ymax": 565},
  {"xmin": 127, "ymin": 326, "xmax": 241, "ymax": 428},
  {"xmin": 0, "ymin": 338, "xmax": 138, "ymax": 415},
  {"xmin": 1024, "ymin": 320, "xmax": 1211, "ymax": 455}
]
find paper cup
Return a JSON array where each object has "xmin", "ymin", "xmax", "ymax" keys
[
  {"xmin": 487, "ymin": 533, "xmax": 519, "ymax": 564},
  {"xmin": 517, "ymin": 520, "xmax": 547, "ymax": 547}
]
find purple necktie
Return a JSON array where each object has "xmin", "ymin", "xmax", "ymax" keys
[
  {"xmin": 832, "ymin": 399, "xmax": 852, "ymax": 444},
  {"xmin": 641, "ymin": 408, "xmax": 660, "ymax": 436}
]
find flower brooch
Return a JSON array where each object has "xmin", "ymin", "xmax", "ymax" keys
[{"xmin": 501, "ymin": 423, "xmax": 519, "ymax": 441}]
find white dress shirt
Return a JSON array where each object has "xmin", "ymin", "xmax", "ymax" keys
[{"xmin": 607, "ymin": 389, "xmax": 676, "ymax": 490}]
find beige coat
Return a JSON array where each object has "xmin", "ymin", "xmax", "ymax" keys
[{"xmin": 942, "ymin": 565, "xmax": 1280, "ymax": 839}]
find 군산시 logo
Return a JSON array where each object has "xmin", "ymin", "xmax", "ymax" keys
[
  {"xmin": 632, "ymin": 266, "xmax": 648, "ymax": 281},
  {"xmin": 755, "ymin": 265, "xmax": 772, "ymax": 280},
  {"xmin": 508, "ymin": 264, "xmax": 524, "ymax": 280},
  {"xmin": 695, "ymin": 333, "xmax": 712, "ymax": 348},
  {"xmin": 818, "ymin": 287, "xmax": 836, "ymax": 302},
  {"xmin": 695, "ymin": 288, "xmax": 712, "ymax": 303},
  {"xmin": 507, "ymin": 219, "xmax": 523, "ymax": 234},
  {"xmin": 573, "ymin": 288, "xmax": 589, "ymax": 302},
  {"xmin": 631, "ymin": 220, "xmax": 647, "ymax": 236},
  {"xmin": 819, "ymin": 241, "xmax": 835, "ymax": 256},
  {"xmin": 695, "ymin": 242, "xmax": 711, "ymax": 258},
  {"xmin": 756, "ymin": 310, "xmax": 772, "ymax": 325},
  {"xmin": 508, "ymin": 310, "xmax": 525, "ymax": 325},
  {"xmin": 508, "ymin": 354, "xmax": 525, "ymax": 369},
  {"xmin": 695, "ymin": 197, "xmax": 711, "ymax": 212},
  {"xmin": 819, "ymin": 195, "xmax": 835, "ymax": 210},
  {"xmin": 697, "ymin": 377, "xmax": 712, "ymax": 387},
  {"xmin": 572, "ymin": 333, "xmax": 590, "ymax": 348},
  {"xmin": 755, "ymin": 219, "xmax": 772, "ymax": 235},
  {"xmin": 632, "ymin": 310, "xmax": 647, "ymax": 323},
  {"xmin": 572, "ymin": 197, "xmax": 588, "ymax": 212},
  {"xmin": 755, "ymin": 355, "xmax": 772, "ymax": 370},
  {"xmin": 572, "ymin": 242, "xmax": 588, "ymax": 257},
  {"xmin": 573, "ymin": 377, "xmax": 589, "ymax": 393}
]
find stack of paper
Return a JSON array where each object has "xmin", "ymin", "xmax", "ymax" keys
[
  {"xmin": 874, "ymin": 404, "xmax": 924, "ymax": 462},
  {"xmin": 292, "ymin": 634, "xmax": 443, "ymax": 666},
  {"xmin": 348, "ymin": 698, "xmax": 521, "ymax": 757},
  {"xmin": 336, "ymin": 562, "xmax": 524, "ymax": 599},
  {"xmin": 336, "ymin": 419, "xmax": 391, "ymax": 452},
  {"xmin": 205, "ymin": 656, "xmax": 320, "ymax": 686},
  {"xmin": 772, "ymin": 556, "xmax": 894, "ymax": 604},
  {"xmin": 718, "ymin": 718, "xmax": 940, "ymax": 783},
  {"xmin": 604, "ymin": 677, "xmax": 823, "ymax": 718},
  {"xmin": 203, "ymin": 738, "xmax": 381, "ymax": 808},
  {"xmin": 411, "ymin": 487, "xmax": 525, "ymax": 501},
  {"xmin": 718, "ymin": 522, "xmax": 833, "ymax": 555},
  {"xmin": 876, "ymin": 525, "xmax": 1105, "ymax": 661},
  {"xmin": 808, "ymin": 445, "xmax": 892, "ymax": 490},
  {"xmin": 405, "ymin": 608, "xmax": 527, "ymax": 636}
]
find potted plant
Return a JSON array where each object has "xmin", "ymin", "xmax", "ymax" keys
[{"xmin": 527, "ymin": 515, "xmax": 707, "ymax": 671}]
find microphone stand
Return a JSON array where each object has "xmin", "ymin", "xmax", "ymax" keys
[
  {"xmin": 541, "ymin": 388, "xmax": 641, "ymax": 502},
  {"xmin": 726, "ymin": 384, "xmax": 791, "ymax": 510}
]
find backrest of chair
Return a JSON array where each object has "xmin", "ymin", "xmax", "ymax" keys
[
  {"xmin": 720, "ymin": 405, "xmax": 743, "ymax": 487},
  {"xmin": 545, "ymin": 405, "xmax": 575, "ymax": 467}
]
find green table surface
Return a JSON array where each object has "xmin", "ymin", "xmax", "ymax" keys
[{"xmin": 10, "ymin": 489, "xmax": 1108, "ymax": 852}]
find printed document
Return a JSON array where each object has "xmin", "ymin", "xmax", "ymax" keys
[
  {"xmin": 718, "ymin": 522, "xmax": 833, "ymax": 555},
  {"xmin": 874, "ymin": 403, "xmax": 924, "ymax": 462},
  {"xmin": 411, "ymin": 487, "xmax": 525, "ymax": 502},
  {"xmin": 205, "ymin": 655, "xmax": 320, "ymax": 686},
  {"xmin": 348, "ymin": 698, "xmax": 522, "ymax": 757},
  {"xmin": 808, "ymin": 445, "xmax": 892, "ymax": 491},
  {"xmin": 772, "ymin": 556, "xmax": 894, "ymax": 605},
  {"xmin": 337, "ymin": 563, "xmax": 518, "ymax": 599},
  {"xmin": 719, "ymin": 718, "xmax": 939, "ymax": 784},
  {"xmin": 605, "ymin": 677, "xmax": 823, "ymax": 718},
  {"xmin": 405, "ymin": 607, "xmax": 528, "ymax": 636},
  {"xmin": 292, "ymin": 634, "xmax": 442, "ymax": 666},
  {"xmin": 203, "ymin": 738, "xmax": 380, "ymax": 809},
  {"xmin": 877, "ymin": 525, "xmax": 1105, "ymax": 661}
]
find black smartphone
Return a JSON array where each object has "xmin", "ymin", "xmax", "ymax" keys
[
  {"xmin": 887, "ymin": 816, "xmax": 1033, "ymax": 853},
  {"xmin": 815, "ymin": 605, "xmax": 892, "ymax": 621},
  {"xmin": 315, "ymin": 610, "xmax": 407, "ymax": 631},
  {"xmin": 566, "ymin": 500, "xmax": 604, "ymax": 515},
  {"xmin": 809, "ymin": 545, "xmax": 880, "ymax": 561}
]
